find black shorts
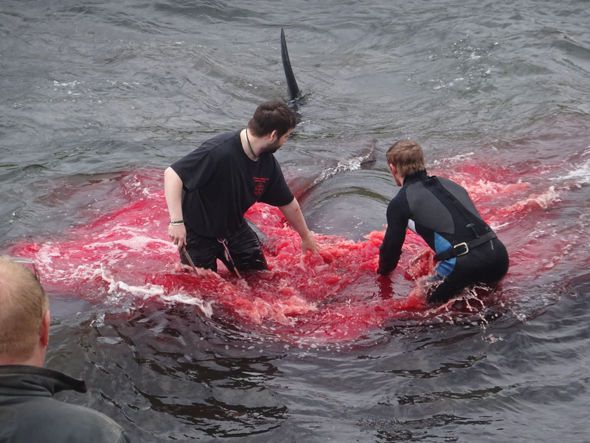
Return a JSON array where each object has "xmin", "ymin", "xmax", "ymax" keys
[
  {"xmin": 427, "ymin": 238, "xmax": 509, "ymax": 304},
  {"xmin": 182, "ymin": 222, "xmax": 267, "ymax": 273}
]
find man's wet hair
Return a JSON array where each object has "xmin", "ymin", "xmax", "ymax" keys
[
  {"xmin": 386, "ymin": 140, "xmax": 426, "ymax": 177},
  {"xmin": 248, "ymin": 100, "xmax": 297, "ymax": 138}
]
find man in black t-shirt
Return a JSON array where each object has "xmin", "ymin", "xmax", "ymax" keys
[
  {"xmin": 378, "ymin": 140, "xmax": 509, "ymax": 303},
  {"xmin": 164, "ymin": 100, "xmax": 318, "ymax": 274}
]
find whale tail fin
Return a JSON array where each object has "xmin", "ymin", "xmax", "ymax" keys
[{"xmin": 281, "ymin": 28, "xmax": 302, "ymax": 105}]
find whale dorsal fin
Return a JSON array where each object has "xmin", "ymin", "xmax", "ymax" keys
[{"xmin": 281, "ymin": 28, "xmax": 301, "ymax": 102}]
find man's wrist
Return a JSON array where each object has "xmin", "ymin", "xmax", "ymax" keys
[{"xmin": 301, "ymin": 231, "xmax": 314, "ymax": 241}]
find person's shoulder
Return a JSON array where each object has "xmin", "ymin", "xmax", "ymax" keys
[
  {"xmin": 197, "ymin": 130, "xmax": 239, "ymax": 159},
  {"xmin": 260, "ymin": 153, "xmax": 281, "ymax": 169},
  {"xmin": 3, "ymin": 395, "xmax": 129, "ymax": 442},
  {"xmin": 435, "ymin": 176, "xmax": 456, "ymax": 186},
  {"xmin": 389, "ymin": 186, "xmax": 406, "ymax": 203},
  {"xmin": 201, "ymin": 130, "xmax": 239, "ymax": 150},
  {"xmin": 386, "ymin": 185, "xmax": 411, "ymax": 214},
  {"xmin": 36, "ymin": 399, "xmax": 128, "ymax": 442},
  {"xmin": 436, "ymin": 176, "xmax": 469, "ymax": 194},
  {"xmin": 61, "ymin": 401, "xmax": 125, "ymax": 430}
]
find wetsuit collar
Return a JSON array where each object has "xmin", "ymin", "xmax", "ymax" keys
[
  {"xmin": 0, "ymin": 365, "xmax": 87, "ymax": 397},
  {"xmin": 403, "ymin": 170, "xmax": 428, "ymax": 185}
]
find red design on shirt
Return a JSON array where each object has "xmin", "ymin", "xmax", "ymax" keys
[{"xmin": 253, "ymin": 177, "xmax": 269, "ymax": 198}]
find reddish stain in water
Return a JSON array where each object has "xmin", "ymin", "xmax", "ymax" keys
[{"xmin": 8, "ymin": 159, "xmax": 574, "ymax": 342}]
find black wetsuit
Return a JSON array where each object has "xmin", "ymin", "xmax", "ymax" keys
[
  {"xmin": 170, "ymin": 131, "xmax": 294, "ymax": 272},
  {"xmin": 378, "ymin": 170, "xmax": 509, "ymax": 303}
]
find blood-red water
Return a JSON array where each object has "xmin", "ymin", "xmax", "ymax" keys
[{"xmin": 9, "ymin": 156, "xmax": 579, "ymax": 342}]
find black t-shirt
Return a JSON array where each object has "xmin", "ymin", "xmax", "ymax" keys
[{"xmin": 171, "ymin": 130, "xmax": 294, "ymax": 238}]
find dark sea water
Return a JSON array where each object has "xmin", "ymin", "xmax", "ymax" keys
[{"xmin": 1, "ymin": 1, "xmax": 590, "ymax": 441}]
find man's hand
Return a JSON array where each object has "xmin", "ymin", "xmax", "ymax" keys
[
  {"xmin": 301, "ymin": 233, "xmax": 319, "ymax": 255},
  {"xmin": 279, "ymin": 198, "xmax": 320, "ymax": 256},
  {"xmin": 168, "ymin": 223, "xmax": 187, "ymax": 249}
]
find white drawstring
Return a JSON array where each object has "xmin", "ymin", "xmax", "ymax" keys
[{"xmin": 217, "ymin": 238, "xmax": 243, "ymax": 279}]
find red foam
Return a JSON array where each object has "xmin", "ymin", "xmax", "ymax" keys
[{"xmin": 7, "ymin": 160, "xmax": 575, "ymax": 342}]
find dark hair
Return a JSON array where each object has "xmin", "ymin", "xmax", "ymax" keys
[{"xmin": 247, "ymin": 100, "xmax": 297, "ymax": 138}]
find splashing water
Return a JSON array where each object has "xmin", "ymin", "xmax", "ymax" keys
[{"xmin": 8, "ymin": 152, "xmax": 585, "ymax": 343}]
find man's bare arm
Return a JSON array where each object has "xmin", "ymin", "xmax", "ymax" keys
[
  {"xmin": 164, "ymin": 167, "xmax": 186, "ymax": 249},
  {"xmin": 279, "ymin": 198, "xmax": 318, "ymax": 254}
]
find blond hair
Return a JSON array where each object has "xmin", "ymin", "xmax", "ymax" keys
[
  {"xmin": 386, "ymin": 140, "xmax": 426, "ymax": 177},
  {"xmin": 0, "ymin": 257, "xmax": 48, "ymax": 361}
]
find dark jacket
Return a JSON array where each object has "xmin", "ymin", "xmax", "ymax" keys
[{"xmin": 0, "ymin": 365, "xmax": 129, "ymax": 443}]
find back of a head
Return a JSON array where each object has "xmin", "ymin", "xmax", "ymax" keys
[
  {"xmin": 0, "ymin": 257, "xmax": 48, "ymax": 363},
  {"xmin": 248, "ymin": 100, "xmax": 297, "ymax": 138},
  {"xmin": 386, "ymin": 140, "xmax": 426, "ymax": 177}
]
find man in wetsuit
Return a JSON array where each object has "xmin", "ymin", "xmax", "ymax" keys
[
  {"xmin": 378, "ymin": 140, "xmax": 509, "ymax": 304},
  {"xmin": 0, "ymin": 256, "xmax": 129, "ymax": 442},
  {"xmin": 164, "ymin": 100, "xmax": 318, "ymax": 274}
]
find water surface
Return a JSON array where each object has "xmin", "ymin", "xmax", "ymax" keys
[{"xmin": 1, "ymin": 1, "xmax": 589, "ymax": 441}]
